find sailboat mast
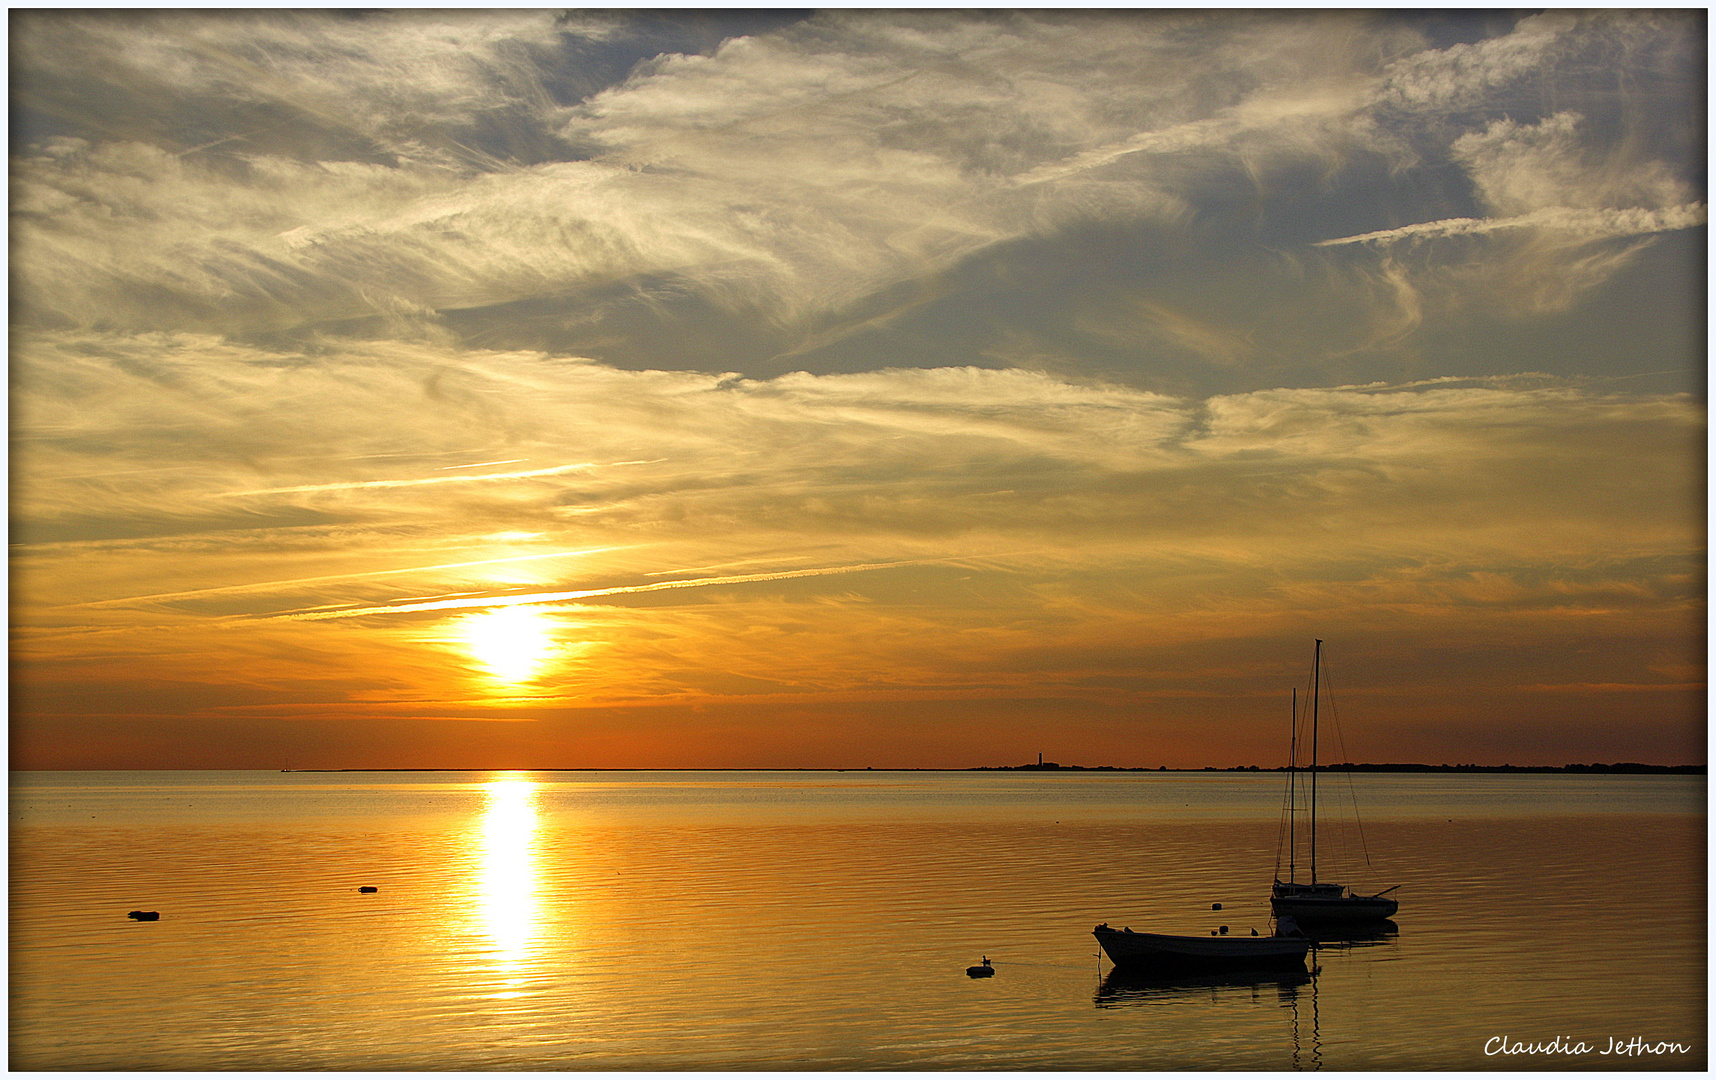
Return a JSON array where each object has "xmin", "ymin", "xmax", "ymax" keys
[
  {"xmin": 1310, "ymin": 638, "xmax": 1321, "ymax": 886},
  {"xmin": 1287, "ymin": 686, "xmax": 1298, "ymax": 883}
]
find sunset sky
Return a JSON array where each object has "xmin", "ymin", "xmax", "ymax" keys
[{"xmin": 11, "ymin": 9, "xmax": 1705, "ymax": 770}]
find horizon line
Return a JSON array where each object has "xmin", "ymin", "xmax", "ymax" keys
[{"xmin": 11, "ymin": 761, "xmax": 1705, "ymax": 774}]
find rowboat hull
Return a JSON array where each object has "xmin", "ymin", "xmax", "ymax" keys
[{"xmin": 1093, "ymin": 925, "xmax": 1309, "ymax": 970}]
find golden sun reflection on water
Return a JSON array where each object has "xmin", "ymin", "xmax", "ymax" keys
[{"xmin": 476, "ymin": 776, "xmax": 541, "ymax": 994}]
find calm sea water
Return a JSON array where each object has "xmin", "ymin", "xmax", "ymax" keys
[{"xmin": 10, "ymin": 770, "xmax": 1705, "ymax": 1070}]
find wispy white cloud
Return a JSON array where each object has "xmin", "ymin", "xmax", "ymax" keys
[
  {"xmin": 1374, "ymin": 10, "xmax": 1578, "ymax": 114},
  {"xmin": 12, "ymin": 9, "xmax": 1700, "ymax": 372},
  {"xmin": 1319, "ymin": 107, "xmax": 1707, "ymax": 251},
  {"xmin": 1452, "ymin": 112, "xmax": 1697, "ymax": 216}
]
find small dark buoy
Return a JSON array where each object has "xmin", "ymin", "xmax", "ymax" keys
[
  {"xmin": 358, "ymin": 886, "xmax": 378, "ymax": 893},
  {"xmin": 966, "ymin": 956, "xmax": 994, "ymax": 978},
  {"xmin": 1251, "ymin": 928, "xmax": 1259, "ymax": 936},
  {"xmin": 127, "ymin": 910, "xmax": 160, "ymax": 921},
  {"xmin": 1219, "ymin": 925, "xmax": 1229, "ymax": 935},
  {"xmin": 1211, "ymin": 902, "xmax": 1222, "ymax": 911}
]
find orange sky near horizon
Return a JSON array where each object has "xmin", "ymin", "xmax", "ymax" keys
[{"xmin": 9, "ymin": 10, "xmax": 1705, "ymax": 770}]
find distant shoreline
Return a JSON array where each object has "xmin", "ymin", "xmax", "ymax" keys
[
  {"xmin": 972, "ymin": 761, "xmax": 1705, "ymax": 774},
  {"xmin": 261, "ymin": 762, "xmax": 1706, "ymax": 775}
]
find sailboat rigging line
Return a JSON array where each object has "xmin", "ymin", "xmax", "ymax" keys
[
  {"xmin": 1310, "ymin": 639, "xmax": 1321, "ymax": 885},
  {"xmin": 1277, "ymin": 675, "xmax": 1314, "ymax": 886},
  {"xmin": 1282, "ymin": 686, "xmax": 1299, "ymax": 883},
  {"xmin": 1274, "ymin": 777, "xmax": 1294, "ymax": 883},
  {"xmin": 1320, "ymin": 656, "xmax": 1379, "ymax": 873}
]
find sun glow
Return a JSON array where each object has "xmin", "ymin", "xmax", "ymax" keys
[{"xmin": 459, "ymin": 606, "xmax": 558, "ymax": 684}]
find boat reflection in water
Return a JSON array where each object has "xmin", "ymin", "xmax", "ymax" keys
[
  {"xmin": 1300, "ymin": 920, "xmax": 1398, "ymax": 949},
  {"xmin": 1096, "ymin": 964, "xmax": 1323, "ymax": 1070},
  {"xmin": 1095, "ymin": 964, "xmax": 1313, "ymax": 1007}
]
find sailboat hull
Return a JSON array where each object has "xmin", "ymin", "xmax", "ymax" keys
[
  {"xmin": 1270, "ymin": 890, "xmax": 1398, "ymax": 923},
  {"xmin": 1093, "ymin": 926, "xmax": 1309, "ymax": 971}
]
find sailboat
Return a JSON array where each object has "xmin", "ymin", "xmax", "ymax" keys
[{"xmin": 1271, "ymin": 639, "xmax": 1400, "ymax": 925}]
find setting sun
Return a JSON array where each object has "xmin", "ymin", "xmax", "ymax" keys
[{"xmin": 458, "ymin": 606, "xmax": 559, "ymax": 685}]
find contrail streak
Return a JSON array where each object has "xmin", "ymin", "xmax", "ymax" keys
[
  {"xmin": 437, "ymin": 459, "xmax": 528, "ymax": 470},
  {"xmin": 217, "ymin": 462, "xmax": 599, "ymax": 497},
  {"xmin": 66, "ymin": 548, "xmax": 623, "ymax": 609},
  {"xmin": 265, "ymin": 558, "xmax": 945, "ymax": 622},
  {"xmin": 1314, "ymin": 204, "xmax": 1706, "ymax": 247}
]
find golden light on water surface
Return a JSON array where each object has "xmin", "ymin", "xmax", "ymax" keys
[{"xmin": 476, "ymin": 775, "xmax": 541, "ymax": 993}]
